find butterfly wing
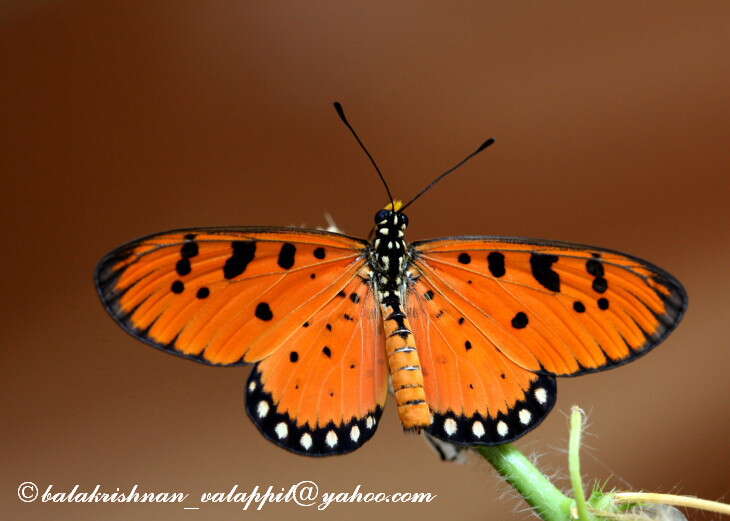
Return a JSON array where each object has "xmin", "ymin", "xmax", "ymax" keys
[
  {"xmin": 406, "ymin": 236, "xmax": 686, "ymax": 445},
  {"xmin": 246, "ymin": 272, "xmax": 387, "ymax": 455},
  {"xmin": 411, "ymin": 236, "xmax": 687, "ymax": 377},
  {"xmin": 95, "ymin": 227, "xmax": 369, "ymax": 365},
  {"xmin": 407, "ymin": 277, "xmax": 557, "ymax": 445}
]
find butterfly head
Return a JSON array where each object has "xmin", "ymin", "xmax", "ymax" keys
[{"xmin": 374, "ymin": 200, "xmax": 409, "ymax": 230}]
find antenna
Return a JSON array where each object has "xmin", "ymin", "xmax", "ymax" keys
[
  {"xmin": 333, "ymin": 102, "xmax": 395, "ymax": 209},
  {"xmin": 399, "ymin": 137, "xmax": 495, "ymax": 212}
]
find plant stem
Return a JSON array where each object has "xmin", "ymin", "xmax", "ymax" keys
[
  {"xmin": 569, "ymin": 407, "xmax": 591, "ymax": 521},
  {"xmin": 613, "ymin": 492, "xmax": 730, "ymax": 516},
  {"xmin": 476, "ymin": 444, "xmax": 573, "ymax": 521},
  {"xmin": 476, "ymin": 408, "xmax": 730, "ymax": 521}
]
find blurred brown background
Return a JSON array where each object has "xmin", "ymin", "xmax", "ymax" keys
[{"xmin": 3, "ymin": 1, "xmax": 729, "ymax": 520}]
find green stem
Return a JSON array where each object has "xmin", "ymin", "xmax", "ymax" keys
[
  {"xmin": 476, "ymin": 444, "xmax": 573, "ymax": 521},
  {"xmin": 569, "ymin": 407, "xmax": 591, "ymax": 521}
]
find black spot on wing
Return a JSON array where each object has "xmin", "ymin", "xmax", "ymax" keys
[
  {"xmin": 277, "ymin": 243, "xmax": 296, "ymax": 270},
  {"xmin": 592, "ymin": 277, "xmax": 608, "ymax": 293},
  {"xmin": 487, "ymin": 252, "xmax": 506, "ymax": 277},
  {"xmin": 176, "ymin": 258, "xmax": 191, "ymax": 276},
  {"xmin": 529, "ymin": 253, "xmax": 560, "ymax": 292},
  {"xmin": 586, "ymin": 259, "xmax": 604, "ymax": 277},
  {"xmin": 458, "ymin": 253, "xmax": 471, "ymax": 264},
  {"xmin": 181, "ymin": 241, "xmax": 199, "ymax": 258},
  {"xmin": 511, "ymin": 312, "xmax": 529, "ymax": 329},
  {"xmin": 224, "ymin": 240, "xmax": 256, "ymax": 279},
  {"xmin": 255, "ymin": 302, "xmax": 273, "ymax": 321}
]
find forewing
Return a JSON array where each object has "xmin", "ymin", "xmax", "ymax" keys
[
  {"xmin": 412, "ymin": 236, "xmax": 687, "ymax": 376},
  {"xmin": 246, "ymin": 273, "xmax": 387, "ymax": 456},
  {"xmin": 95, "ymin": 227, "xmax": 368, "ymax": 365}
]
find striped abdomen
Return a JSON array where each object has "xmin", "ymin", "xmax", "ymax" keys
[{"xmin": 381, "ymin": 304, "xmax": 432, "ymax": 430}]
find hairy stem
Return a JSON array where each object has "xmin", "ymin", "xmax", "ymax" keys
[
  {"xmin": 569, "ymin": 407, "xmax": 591, "ymax": 521},
  {"xmin": 476, "ymin": 444, "xmax": 573, "ymax": 521}
]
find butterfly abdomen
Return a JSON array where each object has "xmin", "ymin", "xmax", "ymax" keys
[{"xmin": 381, "ymin": 306, "xmax": 431, "ymax": 430}]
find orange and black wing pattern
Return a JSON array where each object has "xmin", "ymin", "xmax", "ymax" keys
[
  {"xmin": 95, "ymin": 227, "xmax": 368, "ymax": 366},
  {"xmin": 408, "ymin": 276, "xmax": 557, "ymax": 445},
  {"xmin": 96, "ymin": 227, "xmax": 388, "ymax": 455},
  {"xmin": 246, "ymin": 272, "xmax": 388, "ymax": 455},
  {"xmin": 407, "ymin": 236, "xmax": 686, "ymax": 444},
  {"xmin": 412, "ymin": 236, "xmax": 686, "ymax": 376}
]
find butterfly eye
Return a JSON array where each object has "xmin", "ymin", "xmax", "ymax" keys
[{"xmin": 374, "ymin": 209, "xmax": 390, "ymax": 223}]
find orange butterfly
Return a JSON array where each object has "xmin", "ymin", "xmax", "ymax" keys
[{"xmin": 95, "ymin": 103, "xmax": 686, "ymax": 456}]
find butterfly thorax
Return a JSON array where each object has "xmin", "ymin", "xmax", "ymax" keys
[
  {"xmin": 371, "ymin": 210, "xmax": 409, "ymax": 286},
  {"xmin": 369, "ymin": 209, "xmax": 432, "ymax": 431}
]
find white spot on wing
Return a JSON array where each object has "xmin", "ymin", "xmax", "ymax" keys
[
  {"xmin": 350, "ymin": 425, "xmax": 360, "ymax": 442},
  {"xmin": 444, "ymin": 418, "xmax": 457, "ymax": 436},
  {"xmin": 248, "ymin": 381, "xmax": 256, "ymax": 392},
  {"xmin": 497, "ymin": 420, "xmax": 509, "ymax": 437},
  {"xmin": 472, "ymin": 420, "xmax": 485, "ymax": 438},
  {"xmin": 257, "ymin": 400, "xmax": 269, "ymax": 418},
  {"xmin": 534, "ymin": 387, "xmax": 548, "ymax": 404},
  {"xmin": 300, "ymin": 432, "xmax": 312, "ymax": 450},
  {"xmin": 366, "ymin": 416, "xmax": 375, "ymax": 429},
  {"xmin": 519, "ymin": 409, "xmax": 532, "ymax": 425},
  {"xmin": 275, "ymin": 422, "xmax": 288, "ymax": 439},
  {"xmin": 325, "ymin": 430, "xmax": 338, "ymax": 448}
]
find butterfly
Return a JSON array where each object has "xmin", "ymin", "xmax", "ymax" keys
[{"xmin": 95, "ymin": 102, "xmax": 687, "ymax": 457}]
